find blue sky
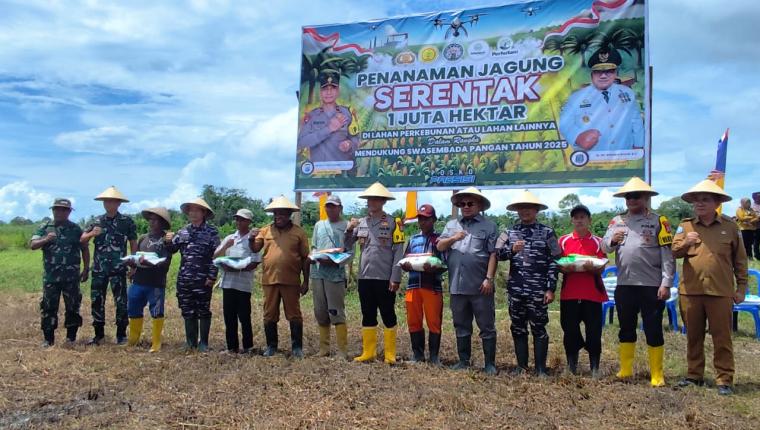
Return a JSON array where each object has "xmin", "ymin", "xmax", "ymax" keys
[{"xmin": 1, "ymin": 0, "xmax": 759, "ymax": 222}]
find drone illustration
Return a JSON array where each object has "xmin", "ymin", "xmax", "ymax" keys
[
  {"xmin": 522, "ymin": 5, "xmax": 542, "ymax": 17},
  {"xmin": 430, "ymin": 13, "xmax": 487, "ymax": 38}
]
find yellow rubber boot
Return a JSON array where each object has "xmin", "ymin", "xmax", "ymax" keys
[
  {"xmin": 335, "ymin": 324, "xmax": 349, "ymax": 360},
  {"xmin": 354, "ymin": 327, "xmax": 377, "ymax": 362},
  {"xmin": 616, "ymin": 342, "xmax": 636, "ymax": 379},
  {"xmin": 383, "ymin": 327, "xmax": 397, "ymax": 365},
  {"xmin": 127, "ymin": 318, "xmax": 143, "ymax": 347},
  {"xmin": 150, "ymin": 318, "xmax": 164, "ymax": 353},
  {"xmin": 318, "ymin": 325, "xmax": 331, "ymax": 357},
  {"xmin": 648, "ymin": 345, "xmax": 665, "ymax": 387}
]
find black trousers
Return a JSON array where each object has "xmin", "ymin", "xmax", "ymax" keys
[
  {"xmin": 741, "ymin": 230, "xmax": 755, "ymax": 259},
  {"xmin": 615, "ymin": 285, "xmax": 665, "ymax": 347},
  {"xmin": 560, "ymin": 299, "xmax": 602, "ymax": 356},
  {"xmin": 754, "ymin": 229, "xmax": 760, "ymax": 260},
  {"xmin": 358, "ymin": 279, "xmax": 397, "ymax": 328},
  {"xmin": 222, "ymin": 288, "xmax": 253, "ymax": 351}
]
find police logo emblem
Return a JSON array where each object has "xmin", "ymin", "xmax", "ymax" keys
[{"xmin": 582, "ymin": 115, "xmax": 590, "ymax": 123}]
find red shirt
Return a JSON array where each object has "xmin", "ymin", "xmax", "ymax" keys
[{"xmin": 558, "ymin": 231, "xmax": 608, "ymax": 303}]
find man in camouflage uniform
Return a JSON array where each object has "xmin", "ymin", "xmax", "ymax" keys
[
  {"xmin": 80, "ymin": 186, "xmax": 137, "ymax": 345},
  {"xmin": 497, "ymin": 190, "xmax": 561, "ymax": 376},
  {"xmin": 166, "ymin": 198, "xmax": 220, "ymax": 352},
  {"xmin": 30, "ymin": 198, "xmax": 90, "ymax": 347}
]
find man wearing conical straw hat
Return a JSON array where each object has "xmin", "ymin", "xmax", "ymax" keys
[
  {"xmin": 602, "ymin": 177, "xmax": 675, "ymax": 387},
  {"xmin": 437, "ymin": 187, "xmax": 499, "ymax": 375},
  {"xmin": 80, "ymin": 186, "xmax": 137, "ymax": 345},
  {"xmin": 124, "ymin": 207, "xmax": 173, "ymax": 352},
  {"xmin": 165, "ymin": 198, "xmax": 220, "ymax": 352},
  {"xmin": 496, "ymin": 190, "xmax": 561, "ymax": 377},
  {"xmin": 250, "ymin": 195, "xmax": 310, "ymax": 359},
  {"xmin": 344, "ymin": 182, "xmax": 405, "ymax": 364},
  {"xmin": 672, "ymin": 179, "xmax": 747, "ymax": 396}
]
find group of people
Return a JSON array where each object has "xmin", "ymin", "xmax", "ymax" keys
[{"xmin": 32, "ymin": 176, "xmax": 748, "ymax": 395}]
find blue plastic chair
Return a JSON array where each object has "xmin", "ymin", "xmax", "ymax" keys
[
  {"xmin": 732, "ymin": 269, "xmax": 760, "ymax": 339},
  {"xmin": 601, "ymin": 267, "xmax": 617, "ymax": 327}
]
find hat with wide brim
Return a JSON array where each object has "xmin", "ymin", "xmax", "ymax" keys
[
  {"xmin": 94, "ymin": 186, "xmax": 129, "ymax": 202},
  {"xmin": 613, "ymin": 177, "xmax": 658, "ymax": 198},
  {"xmin": 180, "ymin": 198, "xmax": 215, "ymax": 219},
  {"xmin": 358, "ymin": 182, "xmax": 395, "ymax": 200},
  {"xmin": 141, "ymin": 207, "xmax": 171, "ymax": 228},
  {"xmin": 265, "ymin": 195, "xmax": 301, "ymax": 212},
  {"xmin": 681, "ymin": 180, "xmax": 732, "ymax": 204},
  {"xmin": 507, "ymin": 190, "xmax": 548, "ymax": 211},
  {"xmin": 451, "ymin": 187, "xmax": 491, "ymax": 211}
]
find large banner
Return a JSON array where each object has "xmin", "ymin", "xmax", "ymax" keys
[{"xmin": 295, "ymin": 0, "xmax": 648, "ymax": 191}]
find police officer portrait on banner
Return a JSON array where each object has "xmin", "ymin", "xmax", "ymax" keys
[
  {"xmin": 297, "ymin": 70, "xmax": 360, "ymax": 172},
  {"xmin": 559, "ymin": 48, "xmax": 644, "ymax": 157}
]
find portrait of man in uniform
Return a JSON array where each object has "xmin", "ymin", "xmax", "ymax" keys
[
  {"xmin": 559, "ymin": 48, "xmax": 645, "ymax": 153},
  {"xmin": 297, "ymin": 71, "xmax": 360, "ymax": 170}
]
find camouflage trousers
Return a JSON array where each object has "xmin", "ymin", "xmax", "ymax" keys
[
  {"xmin": 176, "ymin": 280, "xmax": 213, "ymax": 319},
  {"xmin": 507, "ymin": 289, "xmax": 549, "ymax": 339},
  {"xmin": 41, "ymin": 281, "xmax": 82, "ymax": 332},
  {"xmin": 90, "ymin": 273, "xmax": 128, "ymax": 329}
]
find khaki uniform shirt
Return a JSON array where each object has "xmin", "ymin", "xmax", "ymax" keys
[
  {"xmin": 345, "ymin": 212, "xmax": 404, "ymax": 283},
  {"xmin": 255, "ymin": 223, "xmax": 309, "ymax": 287},
  {"xmin": 672, "ymin": 214, "xmax": 748, "ymax": 297}
]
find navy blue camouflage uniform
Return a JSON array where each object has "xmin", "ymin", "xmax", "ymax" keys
[
  {"xmin": 167, "ymin": 222, "xmax": 220, "ymax": 318},
  {"xmin": 497, "ymin": 223, "xmax": 561, "ymax": 340},
  {"xmin": 32, "ymin": 221, "xmax": 84, "ymax": 335},
  {"xmin": 88, "ymin": 213, "xmax": 137, "ymax": 333}
]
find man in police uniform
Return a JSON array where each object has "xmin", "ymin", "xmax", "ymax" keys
[
  {"xmin": 30, "ymin": 199, "xmax": 90, "ymax": 347},
  {"xmin": 559, "ymin": 48, "xmax": 644, "ymax": 152},
  {"xmin": 297, "ymin": 71, "xmax": 360, "ymax": 167},
  {"xmin": 602, "ymin": 177, "xmax": 675, "ymax": 387},
  {"xmin": 80, "ymin": 186, "xmax": 137, "ymax": 345},
  {"xmin": 345, "ymin": 182, "xmax": 405, "ymax": 364},
  {"xmin": 497, "ymin": 190, "xmax": 561, "ymax": 376}
]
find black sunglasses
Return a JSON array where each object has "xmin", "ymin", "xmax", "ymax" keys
[
  {"xmin": 455, "ymin": 201, "xmax": 477, "ymax": 208},
  {"xmin": 625, "ymin": 193, "xmax": 643, "ymax": 200}
]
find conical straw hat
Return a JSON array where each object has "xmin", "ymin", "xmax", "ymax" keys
[
  {"xmin": 681, "ymin": 180, "xmax": 732, "ymax": 203},
  {"xmin": 451, "ymin": 187, "xmax": 491, "ymax": 211},
  {"xmin": 94, "ymin": 186, "xmax": 129, "ymax": 202},
  {"xmin": 507, "ymin": 190, "xmax": 548, "ymax": 211},
  {"xmin": 180, "ymin": 198, "xmax": 215, "ymax": 219},
  {"xmin": 141, "ymin": 207, "xmax": 171, "ymax": 228},
  {"xmin": 358, "ymin": 182, "xmax": 395, "ymax": 200},
  {"xmin": 264, "ymin": 195, "xmax": 301, "ymax": 212},
  {"xmin": 613, "ymin": 177, "xmax": 658, "ymax": 197}
]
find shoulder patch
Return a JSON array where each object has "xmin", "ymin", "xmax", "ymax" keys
[{"xmin": 658, "ymin": 216, "xmax": 673, "ymax": 246}]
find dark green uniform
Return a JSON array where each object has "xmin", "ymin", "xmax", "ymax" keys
[
  {"xmin": 88, "ymin": 212, "xmax": 137, "ymax": 337},
  {"xmin": 32, "ymin": 221, "xmax": 84, "ymax": 335}
]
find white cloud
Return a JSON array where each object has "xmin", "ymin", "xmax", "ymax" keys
[{"xmin": 0, "ymin": 181, "xmax": 57, "ymax": 222}]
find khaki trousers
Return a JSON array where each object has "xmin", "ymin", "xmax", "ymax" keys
[
  {"xmin": 262, "ymin": 284, "xmax": 302, "ymax": 323},
  {"xmin": 680, "ymin": 294, "xmax": 734, "ymax": 385}
]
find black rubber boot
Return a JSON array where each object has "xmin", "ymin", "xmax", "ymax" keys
[
  {"xmin": 184, "ymin": 318, "xmax": 199, "ymax": 350},
  {"xmin": 512, "ymin": 335, "xmax": 529, "ymax": 375},
  {"xmin": 42, "ymin": 330, "xmax": 55, "ymax": 347},
  {"xmin": 428, "ymin": 332, "xmax": 442, "ymax": 366},
  {"xmin": 482, "ymin": 337, "xmax": 498, "ymax": 376},
  {"xmin": 566, "ymin": 350, "xmax": 579, "ymax": 375},
  {"xmin": 290, "ymin": 321, "xmax": 304, "ymax": 359},
  {"xmin": 116, "ymin": 324, "xmax": 128, "ymax": 345},
  {"xmin": 66, "ymin": 327, "xmax": 78, "ymax": 343},
  {"xmin": 88, "ymin": 325, "xmax": 105, "ymax": 346},
  {"xmin": 262, "ymin": 322, "xmax": 278, "ymax": 357},
  {"xmin": 451, "ymin": 336, "xmax": 471, "ymax": 370},
  {"xmin": 198, "ymin": 318, "xmax": 211, "ymax": 352},
  {"xmin": 534, "ymin": 336, "xmax": 549, "ymax": 377},
  {"xmin": 409, "ymin": 331, "xmax": 425, "ymax": 363},
  {"xmin": 590, "ymin": 351, "xmax": 601, "ymax": 379}
]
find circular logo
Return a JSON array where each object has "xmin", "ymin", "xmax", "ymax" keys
[
  {"xmin": 569, "ymin": 151, "xmax": 590, "ymax": 167},
  {"xmin": 443, "ymin": 43, "xmax": 464, "ymax": 62},
  {"xmin": 467, "ymin": 40, "xmax": 490, "ymax": 60},
  {"xmin": 419, "ymin": 46, "xmax": 439, "ymax": 63},
  {"xmin": 394, "ymin": 51, "xmax": 416, "ymax": 65},
  {"xmin": 497, "ymin": 36, "xmax": 514, "ymax": 51},
  {"xmin": 301, "ymin": 161, "xmax": 315, "ymax": 175}
]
